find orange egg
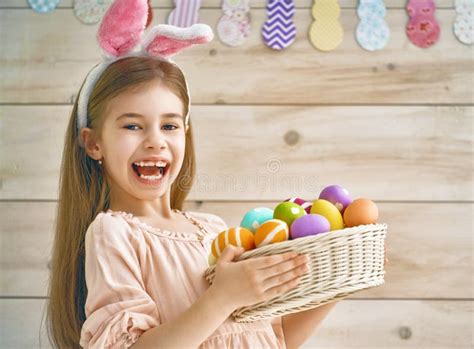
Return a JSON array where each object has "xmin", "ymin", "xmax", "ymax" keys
[
  {"xmin": 254, "ymin": 219, "xmax": 289, "ymax": 248},
  {"xmin": 211, "ymin": 227, "xmax": 255, "ymax": 258},
  {"xmin": 343, "ymin": 198, "xmax": 379, "ymax": 227}
]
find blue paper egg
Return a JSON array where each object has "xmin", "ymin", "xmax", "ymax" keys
[{"xmin": 240, "ymin": 207, "xmax": 274, "ymax": 233}]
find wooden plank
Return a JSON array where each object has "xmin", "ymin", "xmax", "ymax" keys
[
  {"xmin": 0, "ymin": 1, "xmax": 459, "ymax": 9},
  {"xmin": 0, "ymin": 299, "xmax": 52, "ymax": 349},
  {"xmin": 0, "ymin": 202, "xmax": 55, "ymax": 297},
  {"xmin": 1, "ymin": 9, "xmax": 472, "ymax": 104},
  {"xmin": 1, "ymin": 105, "xmax": 472, "ymax": 201},
  {"xmin": 1, "ymin": 201, "xmax": 472, "ymax": 299},
  {"xmin": 301, "ymin": 300, "xmax": 473, "ymax": 349},
  {"xmin": 0, "ymin": 299, "xmax": 471, "ymax": 348}
]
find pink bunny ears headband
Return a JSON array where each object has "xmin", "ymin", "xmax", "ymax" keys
[{"xmin": 77, "ymin": 0, "xmax": 214, "ymax": 139}]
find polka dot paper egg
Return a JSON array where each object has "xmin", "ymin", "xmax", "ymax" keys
[
  {"xmin": 319, "ymin": 185, "xmax": 353, "ymax": 214},
  {"xmin": 211, "ymin": 227, "xmax": 255, "ymax": 259},
  {"xmin": 240, "ymin": 207, "xmax": 274, "ymax": 233},
  {"xmin": 254, "ymin": 219, "xmax": 289, "ymax": 248},
  {"xmin": 273, "ymin": 202, "xmax": 307, "ymax": 230}
]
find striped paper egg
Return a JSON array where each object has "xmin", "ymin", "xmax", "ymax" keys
[
  {"xmin": 254, "ymin": 219, "xmax": 289, "ymax": 248},
  {"xmin": 285, "ymin": 197, "xmax": 312, "ymax": 214},
  {"xmin": 211, "ymin": 227, "xmax": 255, "ymax": 258},
  {"xmin": 208, "ymin": 252, "xmax": 217, "ymax": 266}
]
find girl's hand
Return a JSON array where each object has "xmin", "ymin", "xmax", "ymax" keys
[
  {"xmin": 384, "ymin": 243, "xmax": 389, "ymax": 266},
  {"xmin": 211, "ymin": 245, "xmax": 309, "ymax": 310}
]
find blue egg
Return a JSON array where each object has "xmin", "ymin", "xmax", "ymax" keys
[{"xmin": 240, "ymin": 207, "xmax": 274, "ymax": 233}]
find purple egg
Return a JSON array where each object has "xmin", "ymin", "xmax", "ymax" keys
[
  {"xmin": 290, "ymin": 214, "xmax": 330, "ymax": 239},
  {"xmin": 319, "ymin": 185, "xmax": 353, "ymax": 214}
]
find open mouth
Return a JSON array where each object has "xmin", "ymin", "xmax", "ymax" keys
[{"xmin": 131, "ymin": 161, "xmax": 170, "ymax": 180}]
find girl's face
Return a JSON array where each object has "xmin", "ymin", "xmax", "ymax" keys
[{"xmin": 94, "ymin": 80, "xmax": 186, "ymax": 204}]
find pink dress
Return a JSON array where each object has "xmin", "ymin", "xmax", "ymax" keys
[{"xmin": 79, "ymin": 209, "xmax": 286, "ymax": 349}]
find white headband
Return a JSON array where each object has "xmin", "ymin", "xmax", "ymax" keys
[{"xmin": 76, "ymin": 0, "xmax": 213, "ymax": 142}]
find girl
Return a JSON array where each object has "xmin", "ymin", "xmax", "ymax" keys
[
  {"xmin": 45, "ymin": 0, "xmax": 352, "ymax": 348},
  {"xmin": 45, "ymin": 54, "xmax": 309, "ymax": 348}
]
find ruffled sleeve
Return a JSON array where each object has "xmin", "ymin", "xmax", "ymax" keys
[{"xmin": 79, "ymin": 212, "xmax": 160, "ymax": 349}]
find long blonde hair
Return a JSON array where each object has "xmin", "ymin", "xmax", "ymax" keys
[{"xmin": 43, "ymin": 56, "xmax": 196, "ymax": 348}]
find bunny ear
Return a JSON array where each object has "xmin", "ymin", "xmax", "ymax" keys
[
  {"xmin": 97, "ymin": 0, "xmax": 149, "ymax": 57},
  {"xmin": 142, "ymin": 24, "xmax": 214, "ymax": 59},
  {"xmin": 145, "ymin": 0, "xmax": 153, "ymax": 28}
]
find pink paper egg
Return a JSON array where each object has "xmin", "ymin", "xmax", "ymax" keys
[{"xmin": 284, "ymin": 197, "xmax": 312, "ymax": 214}]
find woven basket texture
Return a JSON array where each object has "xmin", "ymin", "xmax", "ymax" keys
[{"xmin": 204, "ymin": 223, "xmax": 388, "ymax": 322}]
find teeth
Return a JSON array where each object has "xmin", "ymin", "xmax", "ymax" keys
[
  {"xmin": 133, "ymin": 160, "xmax": 167, "ymax": 167},
  {"xmin": 139, "ymin": 173, "xmax": 163, "ymax": 180}
]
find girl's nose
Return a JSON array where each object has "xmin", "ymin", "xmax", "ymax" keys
[{"xmin": 144, "ymin": 127, "xmax": 167, "ymax": 149}]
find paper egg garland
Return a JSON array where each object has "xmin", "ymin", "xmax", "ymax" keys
[{"xmin": 356, "ymin": 0, "xmax": 390, "ymax": 51}]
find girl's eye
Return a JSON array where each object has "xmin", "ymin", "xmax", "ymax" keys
[
  {"xmin": 124, "ymin": 124, "xmax": 141, "ymax": 130},
  {"xmin": 123, "ymin": 124, "xmax": 178, "ymax": 131}
]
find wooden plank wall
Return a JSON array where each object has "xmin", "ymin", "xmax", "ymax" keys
[{"xmin": 1, "ymin": 1, "xmax": 472, "ymax": 348}]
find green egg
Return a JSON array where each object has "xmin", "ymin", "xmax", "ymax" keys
[{"xmin": 273, "ymin": 202, "xmax": 307, "ymax": 229}]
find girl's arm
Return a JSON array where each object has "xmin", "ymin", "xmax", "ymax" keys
[
  {"xmin": 81, "ymin": 213, "xmax": 236, "ymax": 349},
  {"xmin": 281, "ymin": 300, "xmax": 339, "ymax": 349},
  {"xmin": 132, "ymin": 285, "xmax": 233, "ymax": 349}
]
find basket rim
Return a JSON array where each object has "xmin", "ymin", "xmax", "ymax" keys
[{"xmin": 207, "ymin": 222, "xmax": 388, "ymax": 268}]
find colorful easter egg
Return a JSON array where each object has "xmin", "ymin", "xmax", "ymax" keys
[
  {"xmin": 319, "ymin": 184, "xmax": 353, "ymax": 214},
  {"xmin": 310, "ymin": 199, "xmax": 344, "ymax": 231},
  {"xmin": 240, "ymin": 207, "xmax": 274, "ymax": 233},
  {"xmin": 273, "ymin": 202, "xmax": 307, "ymax": 229},
  {"xmin": 208, "ymin": 252, "xmax": 217, "ymax": 266},
  {"xmin": 285, "ymin": 197, "xmax": 312, "ymax": 213},
  {"xmin": 254, "ymin": 219, "xmax": 289, "ymax": 248},
  {"xmin": 211, "ymin": 227, "xmax": 255, "ymax": 258},
  {"xmin": 343, "ymin": 198, "xmax": 379, "ymax": 227},
  {"xmin": 290, "ymin": 214, "xmax": 330, "ymax": 239}
]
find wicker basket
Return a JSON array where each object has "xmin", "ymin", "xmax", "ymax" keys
[{"xmin": 204, "ymin": 223, "xmax": 387, "ymax": 323}]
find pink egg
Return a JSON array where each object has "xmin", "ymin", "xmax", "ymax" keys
[{"xmin": 284, "ymin": 197, "xmax": 312, "ymax": 214}]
